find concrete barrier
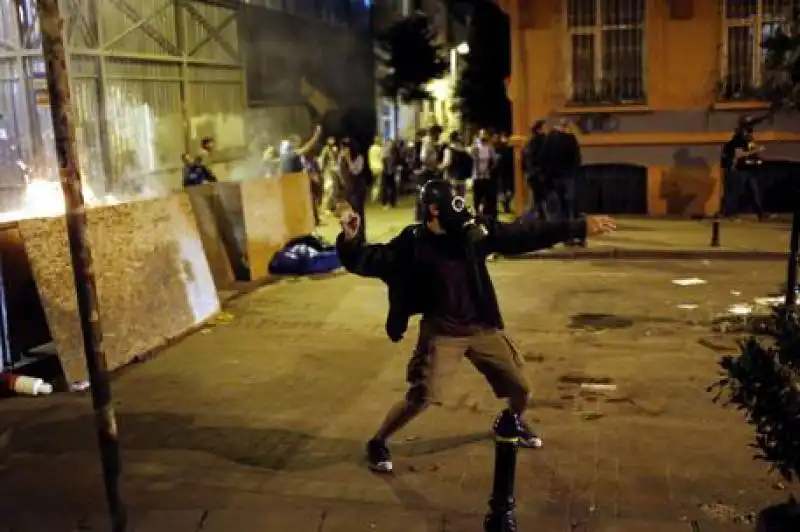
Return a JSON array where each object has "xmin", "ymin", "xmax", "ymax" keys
[
  {"xmin": 188, "ymin": 173, "xmax": 315, "ymax": 282},
  {"xmin": 242, "ymin": 172, "xmax": 315, "ymax": 280},
  {"xmin": 185, "ymin": 184, "xmax": 238, "ymax": 287},
  {"xmin": 18, "ymin": 193, "xmax": 220, "ymax": 385}
]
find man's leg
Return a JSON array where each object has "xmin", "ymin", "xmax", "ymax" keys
[
  {"xmin": 742, "ymin": 172, "xmax": 764, "ymax": 220},
  {"xmin": 389, "ymin": 170, "xmax": 398, "ymax": 207},
  {"xmin": 466, "ymin": 330, "xmax": 542, "ymax": 449},
  {"xmin": 723, "ymin": 170, "xmax": 742, "ymax": 218},
  {"xmin": 472, "ymin": 180, "xmax": 485, "ymax": 214},
  {"xmin": 368, "ymin": 334, "xmax": 468, "ymax": 472}
]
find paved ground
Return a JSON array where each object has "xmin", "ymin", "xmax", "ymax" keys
[
  {"xmin": 315, "ymin": 199, "xmax": 791, "ymax": 256},
  {"xmin": 0, "ymin": 257, "xmax": 796, "ymax": 530}
]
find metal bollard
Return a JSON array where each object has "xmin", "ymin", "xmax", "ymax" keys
[
  {"xmin": 710, "ymin": 217, "xmax": 720, "ymax": 248},
  {"xmin": 484, "ymin": 409, "xmax": 520, "ymax": 532}
]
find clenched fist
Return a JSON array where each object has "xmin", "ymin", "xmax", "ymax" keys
[{"xmin": 586, "ymin": 215, "xmax": 616, "ymax": 236}]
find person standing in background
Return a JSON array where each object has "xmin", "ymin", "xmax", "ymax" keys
[
  {"xmin": 414, "ymin": 126, "xmax": 444, "ymax": 221},
  {"xmin": 497, "ymin": 133, "xmax": 515, "ymax": 214},
  {"xmin": 381, "ymin": 139, "xmax": 401, "ymax": 209},
  {"xmin": 281, "ymin": 125, "xmax": 322, "ymax": 174},
  {"xmin": 523, "ymin": 120, "xmax": 549, "ymax": 219},
  {"xmin": 340, "ymin": 138, "xmax": 368, "ymax": 239},
  {"xmin": 721, "ymin": 116, "xmax": 766, "ymax": 220},
  {"xmin": 440, "ymin": 131, "xmax": 472, "ymax": 198},
  {"xmin": 319, "ymin": 136, "xmax": 341, "ymax": 214},
  {"xmin": 368, "ymin": 136, "xmax": 384, "ymax": 203},
  {"xmin": 471, "ymin": 129, "xmax": 497, "ymax": 217},
  {"xmin": 302, "ymin": 151, "xmax": 323, "ymax": 226},
  {"xmin": 539, "ymin": 119, "xmax": 583, "ymax": 244}
]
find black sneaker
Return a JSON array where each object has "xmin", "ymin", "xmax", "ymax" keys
[
  {"xmin": 492, "ymin": 409, "xmax": 543, "ymax": 449},
  {"xmin": 516, "ymin": 420, "xmax": 543, "ymax": 449},
  {"xmin": 366, "ymin": 439, "xmax": 393, "ymax": 473}
]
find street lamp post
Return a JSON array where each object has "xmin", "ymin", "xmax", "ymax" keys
[{"xmin": 36, "ymin": 1, "xmax": 127, "ymax": 530}]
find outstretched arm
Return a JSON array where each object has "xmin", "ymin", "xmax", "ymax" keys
[{"xmin": 485, "ymin": 215, "xmax": 615, "ymax": 256}]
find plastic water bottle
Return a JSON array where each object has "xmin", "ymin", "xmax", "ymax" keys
[{"xmin": 1, "ymin": 373, "xmax": 53, "ymax": 396}]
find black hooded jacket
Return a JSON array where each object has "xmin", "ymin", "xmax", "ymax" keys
[{"xmin": 336, "ymin": 216, "xmax": 587, "ymax": 342}]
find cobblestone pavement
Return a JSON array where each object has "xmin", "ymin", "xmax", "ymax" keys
[
  {"xmin": 315, "ymin": 200, "xmax": 791, "ymax": 255},
  {"xmin": 0, "ymin": 258, "xmax": 795, "ymax": 531}
]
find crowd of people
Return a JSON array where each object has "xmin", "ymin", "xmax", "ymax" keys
[
  {"xmin": 260, "ymin": 124, "xmax": 521, "ymax": 238},
  {"xmin": 180, "ymin": 119, "xmax": 589, "ymax": 245}
]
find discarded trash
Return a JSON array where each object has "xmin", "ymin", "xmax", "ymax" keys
[
  {"xmin": 209, "ymin": 311, "xmax": 234, "ymax": 325},
  {"xmin": 677, "ymin": 304, "xmax": 699, "ymax": 310},
  {"xmin": 730, "ymin": 290, "xmax": 741, "ymax": 296},
  {"xmin": 672, "ymin": 278, "xmax": 707, "ymax": 287},
  {"xmin": 0, "ymin": 373, "xmax": 53, "ymax": 396},
  {"xmin": 727, "ymin": 303, "xmax": 753, "ymax": 316},
  {"xmin": 70, "ymin": 380, "xmax": 90, "ymax": 392},
  {"xmin": 754, "ymin": 296, "xmax": 784, "ymax": 307},
  {"xmin": 580, "ymin": 383, "xmax": 617, "ymax": 392}
]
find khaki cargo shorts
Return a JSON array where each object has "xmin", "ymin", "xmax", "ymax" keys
[{"xmin": 406, "ymin": 327, "xmax": 530, "ymax": 406}]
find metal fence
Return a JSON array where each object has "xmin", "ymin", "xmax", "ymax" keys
[{"xmin": 0, "ymin": 0, "xmax": 246, "ymax": 199}]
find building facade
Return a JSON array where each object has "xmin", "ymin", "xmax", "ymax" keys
[
  {"xmin": 241, "ymin": 0, "xmax": 375, "ymax": 148},
  {"xmin": 0, "ymin": 0, "xmax": 246, "ymax": 201},
  {"xmin": 500, "ymin": 0, "xmax": 800, "ymax": 216}
]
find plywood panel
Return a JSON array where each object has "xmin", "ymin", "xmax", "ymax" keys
[
  {"xmin": 19, "ymin": 195, "xmax": 220, "ymax": 385},
  {"xmin": 241, "ymin": 173, "xmax": 314, "ymax": 281},
  {"xmin": 185, "ymin": 185, "xmax": 235, "ymax": 288}
]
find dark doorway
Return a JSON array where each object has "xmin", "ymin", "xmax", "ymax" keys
[{"xmin": 577, "ymin": 164, "xmax": 648, "ymax": 214}]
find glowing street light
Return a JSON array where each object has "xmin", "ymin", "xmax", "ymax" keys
[{"xmin": 456, "ymin": 42, "xmax": 470, "ymax": 55}]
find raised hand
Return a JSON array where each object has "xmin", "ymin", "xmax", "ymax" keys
[{"xmin": 586, "ymin": 215, "xmax": 616, "ymax": 236}]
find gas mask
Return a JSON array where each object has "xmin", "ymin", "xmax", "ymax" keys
[{"xmin": 420, "ymin": 180, "xmax": 488, "ymax": 243}]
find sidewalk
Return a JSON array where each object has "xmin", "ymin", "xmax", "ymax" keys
[
  {"xmin": 0, "ymin": 260, "xmax": 795, "ymax": 530},
  {"xmin": 316, "ymin": 202, "xmax": 791, "ymax": 260}
]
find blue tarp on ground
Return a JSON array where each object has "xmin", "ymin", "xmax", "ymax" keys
[{"xmin": 268, "ymin": 235, "xmax": 341, "ymax": 275}]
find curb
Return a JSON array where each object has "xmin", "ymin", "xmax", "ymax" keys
[{"xmin": 505, "ymin": 248, "xmax": 790, "ymax": 261}]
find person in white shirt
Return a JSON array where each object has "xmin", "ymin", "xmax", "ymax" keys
[
  {"xmin": 368, "ymin": 136, "xmax": 384, "ymax": 202},
  {"xmin": 471, "ymin": 129, "xmax": 497, "ymax": 217},
  {"xmin": 319, "ymin": 136, "xmax": 341, "ymax": 213}
]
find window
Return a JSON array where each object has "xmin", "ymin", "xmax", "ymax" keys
[
  {"xmin": 565, "ymin": 0, "xmax": 646, "ymax": 106},
  {"xmin": 721, "ymin": 0, "xmax": 793, "ymax": 101}
]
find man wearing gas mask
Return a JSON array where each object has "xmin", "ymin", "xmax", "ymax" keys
[{"xmin": 336, "ymin": 179, "xmax": 616, "ymax": 473}]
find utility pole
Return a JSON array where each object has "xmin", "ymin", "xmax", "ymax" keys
[{"xmin": 36, "ymin": 1, "xmax": 127, "ymax": 530}]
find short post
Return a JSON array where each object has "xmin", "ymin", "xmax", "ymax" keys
[
  {"xmin": 785, "ymin": 207, "xmax": 800, "ymax": 309},
  {"xmin": 484, "ymin": 409, "xmax": 519, "ymax": 532},
  {"xmin": 710, "ymin": 216, "xmax": 720, "ymax": 248}
]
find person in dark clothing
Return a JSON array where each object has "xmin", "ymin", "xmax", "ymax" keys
[
  {"xmin": 539, "ymin": 119, "xmax": 583, "ymax": 243},
  {"xmin": 381, "ymin": 139, "xmax": 400, "ymax": 208},
  {"xmin": 181, "ymin": 152, "xmax": 217, "ymax": 188},
  {"xmin": 721, "ymin": 116, "xmax": 765, "ymax": 220},
  {"xmin": 497, "ymin": 133, "xmax": 516, "ymax": 214},
  {"xmin": 336, "ymin": 179, "xmax": 617, "ymax": 473},
  {"xmin": 440, "ymin": 130, "xmax": 472, "ymax": 197},
  {"xmin": 523, "ymin": 120, "xmax": 549, "ymax": 219},
  {"xmin": 339, "ymin": 138, "xmax": 369, "ymax": 238}
]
